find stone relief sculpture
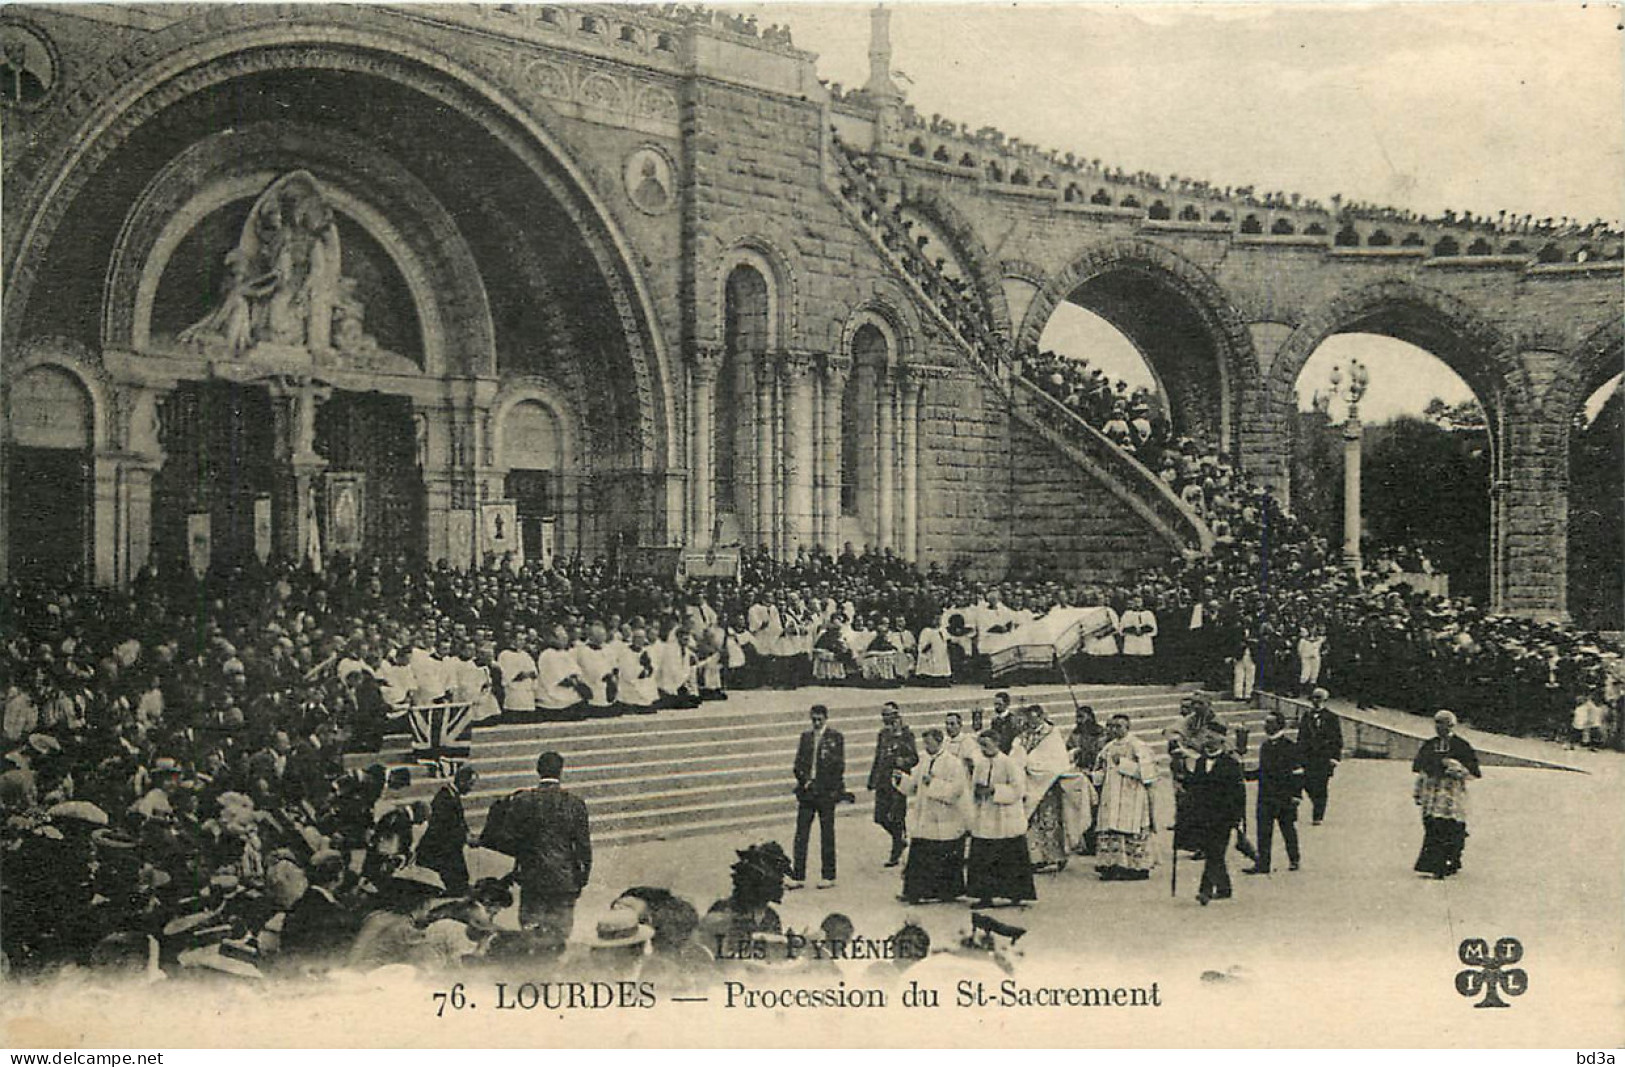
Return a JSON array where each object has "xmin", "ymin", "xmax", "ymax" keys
[{"xmin": 178, "ymin": 170, "xmax": 383, "ymax": 363}]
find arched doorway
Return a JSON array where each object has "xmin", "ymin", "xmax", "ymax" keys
[
  {"xmin": 501, "ymin": 399, "xmax": 565, "ymax": 566},
  {"xmin": 6, "ymin": 365, "xmax": 92, "ymax": 581}
]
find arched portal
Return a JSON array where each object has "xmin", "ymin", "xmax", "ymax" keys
[
  {"xmin": 5, "ymin": 365, "xmax": 93, "ymax": 580},
  {"xmin": 2, "ymin": 25, "xmax": 675, "ymax": 578}
]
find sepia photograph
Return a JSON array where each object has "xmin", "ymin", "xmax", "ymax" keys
[{"xmin": 0, "ymin": 0, "xmax": 1620, "ymax": 1050}]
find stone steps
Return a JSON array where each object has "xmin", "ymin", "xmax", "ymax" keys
[{"xmin": 351, "ymin": 684, "xmax": 1265, "ymax": 848}]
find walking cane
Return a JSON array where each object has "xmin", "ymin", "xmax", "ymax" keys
[{"xmin": 1170, "ymin": 817, "xmax": 1179, "ymax": 898}]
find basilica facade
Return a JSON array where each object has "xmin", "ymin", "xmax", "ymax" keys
[{"xmin": 3, "ymin": 4, "xmax": 1616, "ymax": 617}]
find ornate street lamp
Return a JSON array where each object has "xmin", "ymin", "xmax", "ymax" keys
[{"xmin": 1329, "ymin": 358, "xmax": 1371, "ymax": 577}]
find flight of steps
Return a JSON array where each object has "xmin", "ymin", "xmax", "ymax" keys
[{"xmin": 349, "ymin": 684, "xmax": 1266, "ymax": 850}]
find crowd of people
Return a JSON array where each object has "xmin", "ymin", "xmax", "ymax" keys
[
  {"xmin": 885, "ymin": 106, "xmax": 1623, "ymax": 248},
  {"xmin": 2, "ymin": 406, "xmax": 1618, "ymax": 981}
]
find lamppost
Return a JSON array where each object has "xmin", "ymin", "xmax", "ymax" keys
[{"xmin": 1329, "ymin": 357, "xmax": 1370, "ymax": 578}]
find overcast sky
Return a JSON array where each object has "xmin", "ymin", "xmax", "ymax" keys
[{"xmin": 735, "ymin": 2, "xmax": 1624, "ymax": 421}]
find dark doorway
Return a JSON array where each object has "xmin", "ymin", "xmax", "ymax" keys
[
  {"xmin": 153, "ymin": 381, "xmax": 275, "ymax": 572},
  {"xmin": 506, "ymin": 469, "xmax": 556, "ymax": 562},
  {"xmin": 316, "ymin": 391, "xmax": 424, "ymax": 561},
  {"xmin": 7, "ymin": 447, "xmax": 89, "ymax": 581}
]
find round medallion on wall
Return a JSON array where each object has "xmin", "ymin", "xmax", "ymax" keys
[
  {"xmin": 0, "ymin": 21, "xmax": 57, "ymax": 109},
  {"xmin": 624, "ymin": 144, "xmax": 676, "ymax": 216}
]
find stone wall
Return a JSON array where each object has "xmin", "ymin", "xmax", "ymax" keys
[{"xmin": 1007, "ymin": 417, "xmax": 1174, "ymax": 584}]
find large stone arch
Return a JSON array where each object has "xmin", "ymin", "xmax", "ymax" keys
[
  {"xmin": 1263, "ymin": 278, "xmax": 1525, "ymax": 426},
  {"xmin": 1017, "ymin": 238, "xmax": 1259, "ymax": 454},
  {"xmin": 2, "ymin": 8, "xmax": 675, "ymax": 469},
  {"xmin": 1547, "ymin": 315, "xmax": 1624, "ymax": 422}
]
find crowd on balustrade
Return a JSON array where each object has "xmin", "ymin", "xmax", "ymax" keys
[{"xmin": 852, "ymin": 108, "xmax": 1623, "ymax": 245}]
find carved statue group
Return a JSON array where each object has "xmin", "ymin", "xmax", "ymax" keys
[{"xmin": 179, "ymin": 171, "xmax": 380, "ymax": 361}]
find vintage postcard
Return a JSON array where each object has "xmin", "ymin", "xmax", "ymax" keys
[{"xmin": 0, "ymin": 0, "xmax": 1620, "ymax": 1050}]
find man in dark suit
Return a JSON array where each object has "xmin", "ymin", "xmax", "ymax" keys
[
  {"xmin": 416, "ymin": 764, "xmax": 478, "ymax": 895},
  {"xmin": 867, "ymin": 702, "xmax": 919, "ymax": 868},
  {"xmin": 790, "ymin": 704, "xmax": 845, "ymax": 889},
  {"xmin": 1184, "ymin": 726, "xmax": 1246, "ymax": 905},
  {"xmin": 483, "ymin": 750, "xmax": 591, "ymax": 952},
  {"xmin": 1243, "ymin": 711, "xmax": 1303, "ymax": 874},
  {"xmin": 278, "ymin": 850, "xmax": 354, "ymax": 967},
  {"xmin": 1298, "ymin": 687, "xmax": 1344, "ymax": 824}
]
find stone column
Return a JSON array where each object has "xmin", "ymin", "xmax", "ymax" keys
[
  {"xmin": 91, "ymin": 455, "xmax": 121, "ymax": 587},
  {"xmin": 755, "ymin": 354, "xmax": 775, "ymax": 555},
  {"xmin": 784, "ymin": 352, "xmax": 816, "ymax": 551},
  {"xmin": 691, "ymin": 346, "xmax": 721, "ymax": 547},
  {"xmin": 1341, "ymin": 412, "xmax": 1361, "ymax": 578},
  {"xmin": 900, "ymin": 368, "xmax": 924, "ymax": 561},
  {"xmin": 820, "ymin": 356, "xmax": 851, "ymax": 551},
  {"xmin": 876, "ymin": 366, "xmax": 896, "ymax": 550}
]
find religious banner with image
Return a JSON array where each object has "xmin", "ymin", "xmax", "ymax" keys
[
  {"xmin": 186, "ymin": 513, "xmax": 210, "ymax": 579},
  {"xmin": 446, "ymin": 509, "xmax": 475, "ymax": 571},
  {"xmin": 324, "ymin": 472, "xmax": 366, "ymax": 558},
  {"xmin": 252, "ymin": 496, "xmax": 273, "ymax": 564},
  {"xmin": 479, "ymin": 500, "xmax": 521, "ymax": 568}
]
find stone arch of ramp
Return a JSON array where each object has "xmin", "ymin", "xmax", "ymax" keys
[{"xmin": 1016, "ymin": 238, "xmax": 1259, "ymax": 455}]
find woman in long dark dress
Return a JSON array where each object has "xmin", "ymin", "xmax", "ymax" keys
[{"xmin": 1412, "ymin": 710, "xmax": 1482, "ymax": 878}]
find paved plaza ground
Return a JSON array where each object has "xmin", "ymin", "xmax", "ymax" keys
[{"xmin": 5, "ymin": 695, "xmax": 1619, "ymax": 1048}]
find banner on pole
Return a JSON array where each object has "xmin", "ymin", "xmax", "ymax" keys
[
  {"xmin": 447, "ymin": 509, "xmax": 475, "ymax": 571},
  {"xmin": 252, "ymin": 497, "xmax": 273, "ymax": 564},
  {"xmin": 479, "ymin": 501, "xmax": 521, "ymax": 568}
]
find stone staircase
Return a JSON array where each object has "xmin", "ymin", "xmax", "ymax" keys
[
  {"xmin": 351, "ymin": 684, "xmax": 1265, "ymax": 849},
  {"xmin": 826, "ymin": 137, "xmax": 1211, "ymax": 558}
]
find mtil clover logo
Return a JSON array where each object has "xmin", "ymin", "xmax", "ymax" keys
[{"xmin": 1455, "ymin": 937, "xmax": 1527, "ymax": 1008}]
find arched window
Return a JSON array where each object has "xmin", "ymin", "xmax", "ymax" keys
[
  {"xmin": 1178, "ymin": 204, "xmax": 1202, "ymax": 222},
  {"xmin": 932, "ymin": 145, "xmax": 951, "ymax": 163},
  {"xmin": 717, "ymin": 265, "xmax": 770, "ymax": 515},
  {"xmin": 1119, "ymin": 194, "xmax": 1141, "ymax": 209},
  {"xmin": 1271, "ymin": 217, "xmax": 1297, "ymax": 235},
  {"xmin": 909, "ymin": 138, "xmax": 927, "ymax": 158},
  {"xmin": 1148, "ymin": 200, "xmax": 1172, "ymax": 220},
  {"xmin": 1433, "ymin": 235, "xmax": 1461, "ymax": 257},
  {"xmin": 1368, "ymin": 229, "xmax": 1394, "ymax": 247},
  {"xmin": 1401, "ymin": 232, "xmax": 1426, "ymax": 248},
  {"xmin": 1240, "ymin": 214, "xmax": 1264, "ymax": 234},
  {"xmin": 1090, "ymin": 188, "xmax": 1113, "ymax": 206},
  {"xmin": 844, "ymin": 324, "xmax": 890, "ymax": 518},
  {"xmin": 1335, "ymin": 224, "xmax": 1360, "ymax": 247},
  {"xmin": 1304, "ymin": 221, "xmax": 1328, "ymax": 236}
]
